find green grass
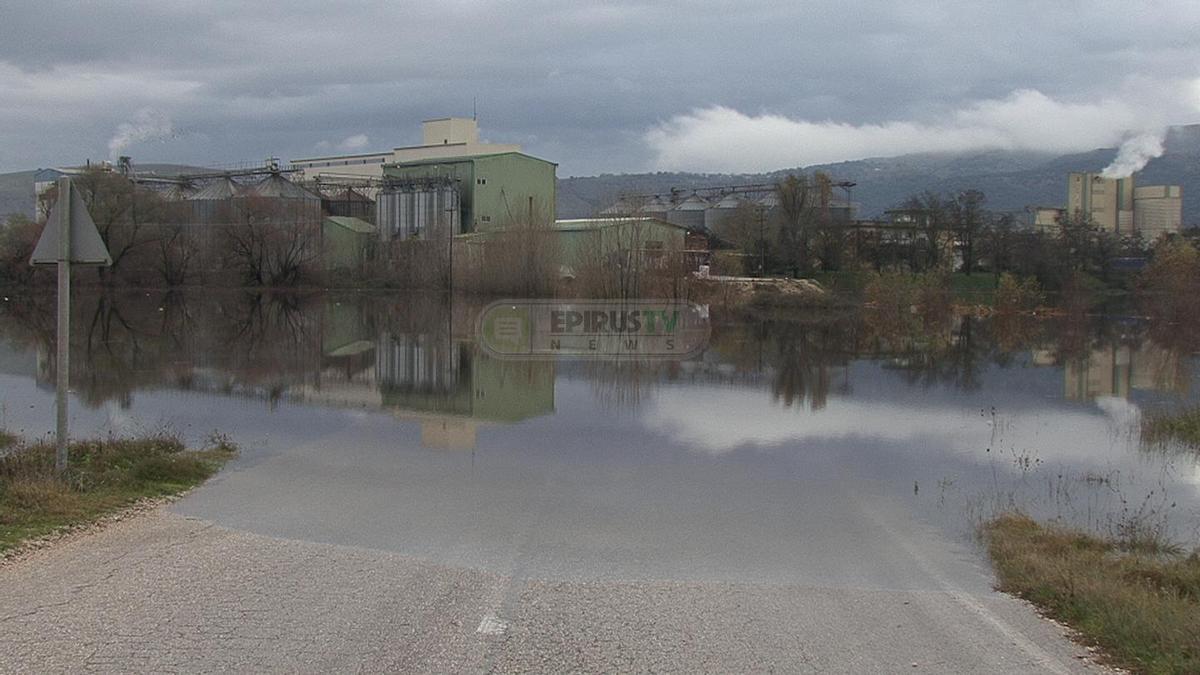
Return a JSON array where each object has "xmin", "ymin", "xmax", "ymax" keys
[
  {"xmin": 0, "ymin": 433, "xmax": 236, "ymax": 553},
  {"xmin": 1142, "ymin": 407, "xmax": 1200, "ymax": 452},
  {"xmin": 983, "ymin": 513, "xmax": 1200, "ymax": 674}
]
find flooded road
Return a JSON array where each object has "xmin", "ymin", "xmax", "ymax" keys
[
  {"xmin": 1, "ymin": 291, "xmax": 1196, "ymax": 565},
  {"xmin": 3, "ymin": 291, "xmax": 1196, "ymax": 671}
]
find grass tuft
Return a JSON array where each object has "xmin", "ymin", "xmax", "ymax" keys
[
  {"xmin": 1142, "ymin": 407, "xmax": 1200, "ymax": 453},
  {"xmin": 983, "ymin": 513, "xmax": 1200, "ymax": 674},
  {"xmin": 0, "ymin": 433, "xmax": 236, "ymax": 553}
]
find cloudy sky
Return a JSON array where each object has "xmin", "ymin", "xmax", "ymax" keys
[{"xmin": 2, "ymin": 0, "xmax": 1199, "ymax": 176}]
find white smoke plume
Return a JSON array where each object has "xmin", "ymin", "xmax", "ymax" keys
[
  {"xmin": 1100, "ymin": 131, "xmax": 1166, "ymax": 179},
  {"xmin": 108, "ymin": 108, "xmax": 175, "ymax": 160}
]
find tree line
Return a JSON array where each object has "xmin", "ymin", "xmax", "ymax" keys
[
  {"xmin": 0, "ymin": 168, "xmax": 323, "ymax": 288},
  {"xmin": 715, "ymin": 173, "xmax": 1180, "ymax": 291}
]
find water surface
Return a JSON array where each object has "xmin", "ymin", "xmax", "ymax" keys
[{"xmin": 1, "ymin": 291, "xmax": 1197, "ymax": 580}]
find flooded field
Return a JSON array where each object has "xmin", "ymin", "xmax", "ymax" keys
[{"xmin": 1, "ymin": 291, "xmax": 1198, "ymax": 579}]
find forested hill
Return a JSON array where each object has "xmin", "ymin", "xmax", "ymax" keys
[{"xmin": 556, "ymin": 124, "xmax": 1200, "ymax": 224}]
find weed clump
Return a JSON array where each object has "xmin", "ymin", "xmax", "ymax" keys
[
  {"xmin": 0, "ymin": 433, "xmax": 236, "ymax": 553},
  {"xmin": 1142, "ymin": 407, "xmax": 1200, "ymax": 453}
]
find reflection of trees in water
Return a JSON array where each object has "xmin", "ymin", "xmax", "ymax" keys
[
  {"xmin": 585, "ymin": 359, "xmax": 676, "ymax": 410},
  {"xmin": 707, "ymin": 315, "xmax": 857, "ymax": 410},
  {"xmin": 883, "ymin": 316, "xmax": 989, "ymax": 392},
  {"xmin": 3, "ymin": 293, "xmax": 1196, "ymax": 411},
  {"xmin": 0, "ymin": 291, "xmax": 334, "ymax": 408}
]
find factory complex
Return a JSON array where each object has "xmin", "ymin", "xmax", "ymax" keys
[{"xmin": 28, "ymin": 116, "xmax": 1188, "ymax": 285}]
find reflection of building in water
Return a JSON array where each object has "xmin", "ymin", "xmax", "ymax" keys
[
  {"xmin": 295, "ymin": 298, "xmax": 555, "ymax": 451},
  {"xmin": 380, "ymin": 342, "xmax": 555, "ymax": 450},
  {"xmin": 1062, "ymin": 342, "xmax": 1187, "ymax": 401}
]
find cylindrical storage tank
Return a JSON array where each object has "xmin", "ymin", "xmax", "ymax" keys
[
  {"xmin": 377, "ymin": 191, "xmax": 397, "ymax": 240},
  {"xmin": 667, "ymin": 194, "xmax": 709, "ymax": 230}
]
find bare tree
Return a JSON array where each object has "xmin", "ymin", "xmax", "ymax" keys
[
  {"xmin": 222, "ymin": 196, "xmax": 320, "ymax": 286},
  {"xmin": 41, "ymin": 168, "xmax": 164, "ymax": 284},
  {"xmin": 949, "ymin": 189, "xmax": 987, "ymax": 274},
  {"xmin": 775, "ymin": 174, "xmax": 813, "ymax": 276}
]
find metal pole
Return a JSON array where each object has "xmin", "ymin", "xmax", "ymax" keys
[{"xmin": 55, "ymin": 178, "xmax": 71, "ymax": 474}]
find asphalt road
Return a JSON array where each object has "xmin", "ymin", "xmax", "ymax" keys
[{"xmin": 0, "ymin": 502, "xmax": 1102, "ymax": 672}]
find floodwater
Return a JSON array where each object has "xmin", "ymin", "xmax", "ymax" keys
[{"xmin": 1, "ymin": 291, "xmax": 1198, "ymax": 581}]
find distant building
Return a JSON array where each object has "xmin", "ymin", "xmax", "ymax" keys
[
  {"xmin": 550, "ymin": 217, "xmax": 687, "ymax": 272},
  {"xmin": 33, "ymin": 167, "xmax": 86, "ymax": 217},
  {"xmin": 1132, "ymin": 185, "xmax": 1183, "ymax": 239},
  {"xmin": 1029, "ymin": 206, "xmax": 1065, "ymax": 232},
  {"xmin": 1065, "ymin": 172, "xmax": 1181, "ymax": 238},
  {"xmin": 377, "ymin": 151, "xmax": 557, "ymax": 240},
  {"xmin": 1067, "ymin": 172, "xmax": 1134, "ymax": 233},
  {"xmin": 290, "ymin": 118, "xmax": 520, "ymax": 181}
]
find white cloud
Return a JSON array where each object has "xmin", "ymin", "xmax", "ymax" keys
[
  {"xmin": 337, "ymin": 133, "xmax": 369, "ymax": 151},
  {"xmin": 315, "ymin": 133, "xmax": 370, "ymax": 153},
  {"xmin": 646, "ymin": 83, "xmax": 1200, "ymax": 172}
]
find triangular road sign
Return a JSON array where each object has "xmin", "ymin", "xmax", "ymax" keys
[{"xmin": 30, "ymin": 182, "xmax": 112, "ymax": 267}]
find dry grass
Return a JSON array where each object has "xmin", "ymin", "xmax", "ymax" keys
[
  {"xmin": 983, "ymin": 513, "xmax": 1200, "ymax": 674},
  {"xmin": 0, "ymin": 433, "xmax": 236, "ymax": 552}
]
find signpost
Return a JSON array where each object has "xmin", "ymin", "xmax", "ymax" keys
[{"xmin": 30, "ymin": 177, "xmax": 111, "ymax": 473}]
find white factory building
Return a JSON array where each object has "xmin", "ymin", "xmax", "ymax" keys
[{"xmin": 288, "ymin": 118, "xmax": 519, "ymax": 181}]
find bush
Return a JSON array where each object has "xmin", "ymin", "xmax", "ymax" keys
[{"xmin": 994, "ymin": 273, "xmax": 1043, "ymax": 313}]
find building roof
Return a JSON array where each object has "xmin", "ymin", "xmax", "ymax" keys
[
  {"xmin": 324, "ymin": 216, "xmax": 377, "ymax": 234},
  {"xmin": 552, "ymin": 217, "xmax": 687, "ymax": 232},
  {"xmin": 291, "ymin": 150, "xmax": 392, "ymax": 164},
  {"xmin": 187, "ymin": 177, "xmax": 243, "ymax": 200},
  {"xmin": 385, "ymin": 151, "xmax": 557, "ymax": 169},
  {"xmin": 245, "ymin": 174, "xmax": 321, "ymax": 200}
]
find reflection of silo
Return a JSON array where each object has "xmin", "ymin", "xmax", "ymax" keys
[{"xmin": 666, "ymin": 193, "xmax": 709, "ymax": 230}]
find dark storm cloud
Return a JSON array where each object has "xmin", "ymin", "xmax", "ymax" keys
[{"xmin": 1, "ymin": 0, "xmax": 1198, "ymax": 174}]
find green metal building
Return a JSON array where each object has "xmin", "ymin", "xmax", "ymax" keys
[
  {"xmin": 380, "ymin": 152, "xmax": 557, "ymax": 236},
  {"xmin": 551, "ymin": 217, "xmax": 687, "ymax": 270},
  {"xmin": 322, "ymin": 216, "xmax": 377, "ymax": 272}
]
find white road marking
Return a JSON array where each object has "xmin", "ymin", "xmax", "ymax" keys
[{"xmin": 476, "ymin": 615, "xmax": 509, "ymax": 636}]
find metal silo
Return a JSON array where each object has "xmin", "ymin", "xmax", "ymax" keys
[{"xmin": 666, "ymin": 193, "xmax": 709, "ymax": 231}]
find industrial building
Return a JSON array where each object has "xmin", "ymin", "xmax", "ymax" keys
[
  {"xmin": 377, "ymin": 151, "xmax": 557, "ymax": 240},
  {"xmin": 1132, "ymin": 185, "xmax": 1183, "ymax": 239},
  {"xmin": 551, "ymin": 217, "xmax": 687, "ymax": 270},
  {"xmin": 1066, "ymin": 172, "xmax": 1181, "ymax": 237},
  {"xmin": 289, "ymin": 118, "xmax": 520, "ymax": 181},
  {"xmin": 601, "ymin": 182, "xmax": 856, "ymax": 246}
]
